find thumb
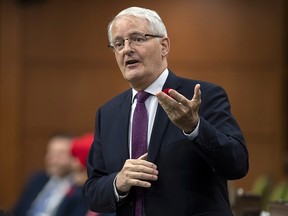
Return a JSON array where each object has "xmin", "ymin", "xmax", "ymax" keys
[
  {"xmin": 138, "ymin": 153, "xmax": 148, "ymax": 160},
  {"xmin": 192, "ymin": 84, "xmax": 201, "ymax": 102}
]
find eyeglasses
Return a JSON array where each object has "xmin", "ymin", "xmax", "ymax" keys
[{"xmin": 108, "ymin": 33, "xmax": 163, "ymax": 52}]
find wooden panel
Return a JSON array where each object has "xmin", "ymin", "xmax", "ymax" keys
[
  {"xmin": 23, "ymin": 63, "xmax": 127, "ymax": 129},
  {"xmin": 0, "ymin": 0, "xmax": 23, "ymax": 209},
  {"xmin": 164, "ymin": 1, "xmax": 282, "ymax": 61},
  {"xmin": 22, "ymin": 1, "xmax": 107, "ymax": 60}
]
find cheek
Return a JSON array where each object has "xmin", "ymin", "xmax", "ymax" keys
[
  {"xmin": 146, "ymin": 45, "xmax": 161, "ymax": 59},
  {"xmin": 115, "ymin": 54, "xmax": 123, "ymax": 66},
  {"xmin": 144, "ymin": 51, "xmax": 161, "ymax": 68}
]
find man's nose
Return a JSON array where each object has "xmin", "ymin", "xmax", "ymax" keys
[
  {"xmin": 124, "ymin": 38, "xmax": 135, "ymax": 47},
  {"xmin": 123, "ymin": 39, "xmax": 134, "ymax": 53}
]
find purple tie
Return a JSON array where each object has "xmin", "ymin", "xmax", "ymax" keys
[{"xmin": 132, "ymin": 91, "xmax": 150, "ymax": 216}]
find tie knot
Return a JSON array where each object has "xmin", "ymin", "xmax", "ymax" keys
[{"xmin": 136, "ymin": 91, "xmax": 150, "ymax": 103}]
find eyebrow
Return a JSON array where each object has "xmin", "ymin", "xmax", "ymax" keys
[{"xmin": 113, "ymin": 31, "xmax": 143, "ymax": 40}]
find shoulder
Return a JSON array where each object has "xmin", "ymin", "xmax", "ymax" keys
[
  {"xmin": 171, "ymin": 74, "xmax": 226, "ymax": 99},
  {"xmin": 26, "ymin": 170, "xmax": 50, "ymax": 186},
  {"xmin": 179, "ymin": 77, "xmax": 223, "ymax": 91},
  {"xmin": 168, "ymin": 70, "xmax": 224, "ymax": 91}
]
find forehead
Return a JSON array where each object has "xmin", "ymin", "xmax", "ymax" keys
[
  {"xmin": 47, "ymin": 138, "xmax": 70, "ymax": 151},
  {"xmin": 111, "ymin": 15, "xmax": 150, "ymax": 38}
]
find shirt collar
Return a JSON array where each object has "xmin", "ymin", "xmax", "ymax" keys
[{"xmin": 131, "ymin": 68, "xmax": 169, "ymax": 103}]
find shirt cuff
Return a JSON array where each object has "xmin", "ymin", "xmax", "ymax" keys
[
  {"xmin": 183, "ymin": 119, "xmax": 200, "ymax": 140},
  {"xmin": 113, "ymin": 176, "xmax": 128, "ymax": 202}
]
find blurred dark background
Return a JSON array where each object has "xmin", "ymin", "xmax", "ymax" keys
[{"xmin": 0, "ymin": 0, "xmax": 287, "ymax": 210}]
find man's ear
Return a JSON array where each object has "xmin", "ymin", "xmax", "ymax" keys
[{"xmin": 160, "ymin": 37, "xmax": 170, "ymax": 57}]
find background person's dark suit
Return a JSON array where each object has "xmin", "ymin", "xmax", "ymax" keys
[
  {"xmin": 12, "ymin": 171, "xmax": 49, "ymax": 216},
  {"xmin": 13, "ymin": 171, "xmax": 92, "ymax": 216},
  {"xmin": 84, "ymin": 71, "xmax": 249, "ymax": 216},
  {"xmin": 55, "ymin": 185, "xmax": 88, "ymax": 216}
]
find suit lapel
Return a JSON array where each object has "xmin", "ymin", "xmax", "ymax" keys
[
  {"xmin": 148, "ymin": 105, "xmax": 169, "ymax": 162},
  {"xmin": 117, "ymin": 91, "xmax": 132, "ymax": 167},
  {"xmin": 148, "ymin": 71, "xmax": 181, "ymax": 162}
]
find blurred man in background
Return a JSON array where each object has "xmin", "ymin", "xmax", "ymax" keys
[
  {"xmin": 12, "ymin": 133, "xmax": 74, "ymax": 216},
  {"xmin": 55, "ymin": 132, "xmax": 115, "ymax": 216}
]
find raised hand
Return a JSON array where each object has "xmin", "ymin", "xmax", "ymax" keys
[{"xmin": 156, "ymin": 84, "xmax": 201, "ymax": 133}]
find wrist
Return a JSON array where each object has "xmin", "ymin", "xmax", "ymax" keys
[{"xmin": 184, "ymin": 118, "xmax": 199, "ymax": 134}]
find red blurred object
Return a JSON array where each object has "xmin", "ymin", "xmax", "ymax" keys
[
  {"xmin": 163, "ymin": 88, "xmax": 172, "ymax": 96},
  {"xmin": 71, "ymin": 133, "xmax": 94, "ymax": 168}
]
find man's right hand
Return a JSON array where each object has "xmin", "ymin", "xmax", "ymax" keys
[{"xmin": 115, "ymin": 153, "xmax": 158, "ymax": 193}]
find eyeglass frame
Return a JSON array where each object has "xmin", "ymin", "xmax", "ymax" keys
[{"xmin": 108, "ymin": 33, "xmax": 163, "ymax": 52}]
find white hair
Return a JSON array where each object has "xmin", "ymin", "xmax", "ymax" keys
[{"xmin": 107, "ymin": 7, "xmax": 168, "ymax": 43}]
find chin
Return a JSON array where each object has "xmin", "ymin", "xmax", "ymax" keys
[{"xmin": 125, "ymin": 67, "xmax": 144, "ymax": 78}]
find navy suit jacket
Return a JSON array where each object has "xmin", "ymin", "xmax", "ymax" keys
[
  {"xmin": 56, "ymin": 185, "xmax": 88, "ymax": 216},
  {"xmin": 12, "ymin": 171, "xmax": 49, "ymax": 216},
  {"xmin": 84, "ymin": 71, "xmax": 249, "ymax": 216}
]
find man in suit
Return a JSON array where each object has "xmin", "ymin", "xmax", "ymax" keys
[{"xmin": 83, "ymin": 6, "xmax": 249, "ymax": 216}]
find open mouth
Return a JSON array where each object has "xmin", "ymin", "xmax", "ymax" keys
[{"xmin": 125, "ymin": 59, "xmax": 140, "ymax": 66}]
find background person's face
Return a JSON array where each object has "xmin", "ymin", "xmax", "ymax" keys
[
  {"xmin": 111, "ymin": 16, "xmax": 168, "ymax": 90},
  {"xmin": 45, "ymin": 137, "xmax": 73, "ymax": 177}
]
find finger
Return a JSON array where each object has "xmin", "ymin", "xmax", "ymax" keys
[
  {"xmin": 132, "ymin": 158, "xmax": 158, "ymax": 170},
  {"xmin": 155, "ymin": 92, "xmax": 175, "ymax": 112},
  {"xmin": 167, "ymin": 89, "xmax": 188, "ymax": 105},
  {"xmin": 155, "ymin": 91, "xmax": 172, "ymax": 103},
  {"xmin": 138, "ymin": 152, "xmax": 148, "ymax": 160},
  {"xmin": 131, "ymin": 167, "xmax": 159, "ymax": 186},
  {"xmin": 131, "ymin": 179, "xmax": 152, "ymax": 188},
  {"xmin": 134, "ymin": 173, "xmax": 158, "ymax": 184},
  {"xmin": 137, "ymin": 153, "xmax": 156, "ymax": 169},
  {"xmin": 192, "ymin": 84, "xmax": 201, "ymax": 102},
  {"xmin": 156, "ymin": 90, "xmax": 184, "ymax": 110}
]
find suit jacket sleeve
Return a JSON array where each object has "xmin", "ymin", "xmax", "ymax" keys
[
  {"xmin": 83, "ymin": 108, "xmax": 119, "ymax": 213},
  {"xmin": 193, "ymin": 82, "xmax": 248, "ymax": 179}
]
